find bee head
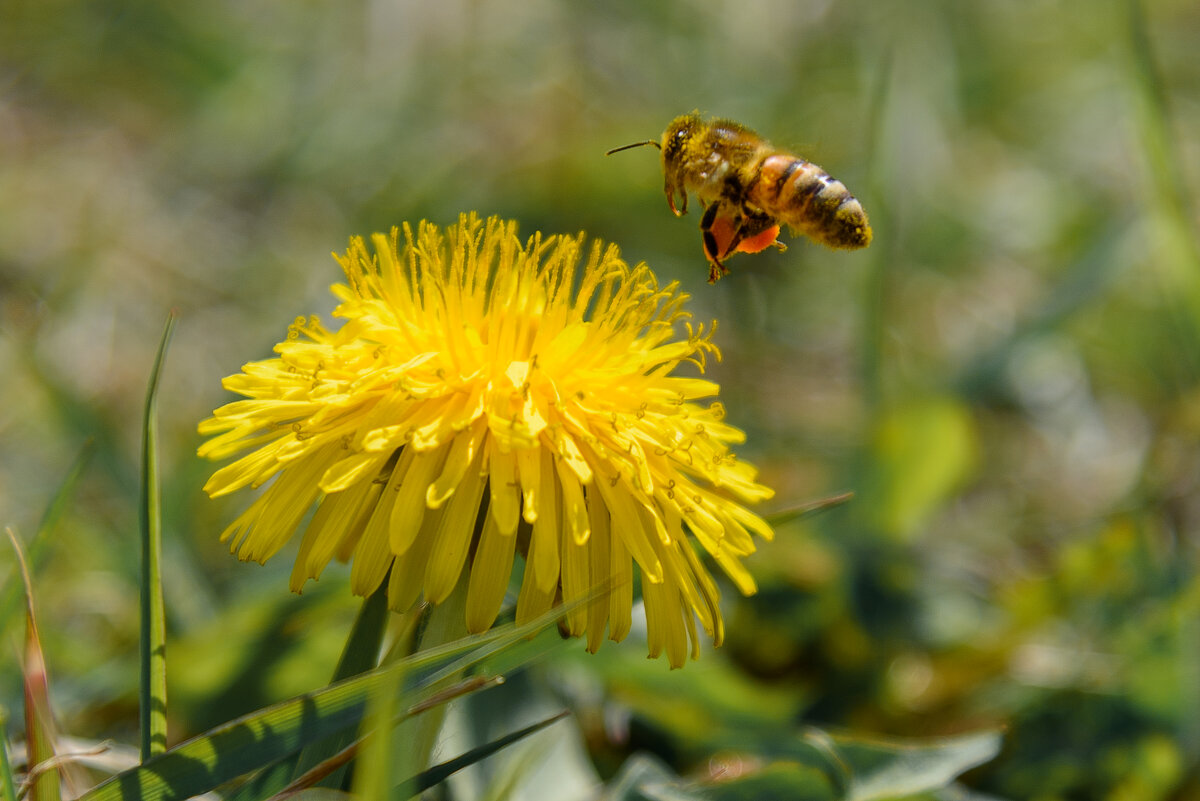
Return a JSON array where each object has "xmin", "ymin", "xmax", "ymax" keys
[
  {"xmin": 660, "ymin": 113, "xmax": 703, "ymax": 216},
  {"xmin": 660, "ymin": 114, "xmax": 702, "ymax": 170}
]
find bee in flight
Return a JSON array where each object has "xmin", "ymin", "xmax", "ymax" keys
[{"xmin": 607, "ymin": 113, "xmax": 872, "ymax": 283}]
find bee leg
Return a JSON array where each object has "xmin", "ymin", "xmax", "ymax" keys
[
  {"xmin": 723, "ymin": 222, "xmax": 751, "ymax": 255},
  {"xmin": 700, "ymin": 202, "xmax": 732, "ymax": 283},
  {"xmin": 706, "ymin": 257, "xmax": 730, "ymax": 283},
  {"xmin": 665, "ymin": 181, "xmax": 688, "ymax": 216},
  {"xmin": 700, "ymin": 202, "xmax": 722, "ymax": 260},
  {"xmin": 732, "ymin": 210, "xmax": 783, "ymax": 252}
]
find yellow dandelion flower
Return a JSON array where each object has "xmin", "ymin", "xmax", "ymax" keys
[{"xmin": 199, "ymin": 213, "xmax": 775, "ymax": 667}]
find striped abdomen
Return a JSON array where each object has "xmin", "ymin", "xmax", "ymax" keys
[{"xmin": 748, "ymin": 154, "xmax": 872, "ymax": 249}]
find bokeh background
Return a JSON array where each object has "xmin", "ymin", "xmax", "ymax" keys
[{"xmin": 3, "ymin": 0, "xmax": 1200, "ymax": 798}]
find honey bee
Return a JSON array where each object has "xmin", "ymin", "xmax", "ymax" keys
[{"xmin": 607, "ymin": 113, "xmax": 872, "ymax": 282}]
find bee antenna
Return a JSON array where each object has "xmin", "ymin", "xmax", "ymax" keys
[{"xmin": 605, "ymin": 140, "xmax": 661, "ymax": 156}]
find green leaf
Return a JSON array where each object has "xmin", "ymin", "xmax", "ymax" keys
[
  {"xmin": 708, "ymin": 762, "xmax": 839, "ymax": 801},
  {"xmin": 606, "ymin": 754, "xmax": 699, "ymax": 801},
  {"xmin": 603, "ymin": 729, "xmax": 1002, "ymax": 801},
  {"xmin": 141, "ymin": 311, "xmax": 176, "ymax": 761},
  {"xmin": 812, "ymin": 729, "xmax": 1001, "ymax": 801}
]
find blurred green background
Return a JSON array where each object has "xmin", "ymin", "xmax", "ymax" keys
[{"xmin": 3, "ymin": 0, "xmax": 1200, "ymax": 798}]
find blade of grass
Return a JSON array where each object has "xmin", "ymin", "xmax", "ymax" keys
[
  {"xmin": 395, "ymin": 577, "xmax": 470, "ymax": 796},
  {"xmin": 76, "ymin": 601, "xmax": 576, "ymax": 801},
  {"xmin": 1126, "ymin": 0, "xmax": 1200, "ymax": 380},
  {"xmin": 477, "ymin": 734, "xmax": 550, "ymax": 801},
  {"xmin": 0, "ymin": 709, "xmax": 17, "ymax": 801},
  {"xmin": 79, "ymin": 647, "xmax": 466, "ymax": 801},
  {"xmin": 280, "ymin": 584, "xmax": 391, "ymax": 795},
  {"xmin": 141, "ymin": 312, "xmax": 176, "ymax": 761},
  {"xmin": 329, "ymin": 582, "xmax": 391, "ymax": 682},
  {"xmin": 406, "ymin": 710, "xmax": 571, "ymax": 795},
  {"xmin": 348, "ymin": 630, "xmax": 401, "ymax": 801},
  {"xmin": 1126, "ymin": 0, "xmax": 1199, "ymax": 254},
  {"xmin": 859, "ymin": 45, "xmax": 893, "ymax": 413},
  {"xmin": 230, "ymin": 599, "xmax": 565, "ymax": 801},
  {"xmin": 272, "ymin": 677, "xmax": 500, "ymax": 800},
  {"xmin": 767, "ymin": 492, "xmax": 855, "ymax": 527},
  {"xmin": 8, "ymin": 527, "xmax": 61, "ymax": 801}
]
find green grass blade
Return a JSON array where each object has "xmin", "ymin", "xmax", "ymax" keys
[
  {"xmin": 394, "ymin": 577, "xmax": 469, "ymax": 795},
  {"xmin": 329, "ymin": 582, "xmax": 391, "ymax": 682},
  {"xmin": 140, "ymin": 312, "xmax": 176, "ymax": 761},
  {"xmin": 0, "ymin": 709, "xmax": 17, "ymax": 801},
  {"xmin": 766, "ymin": 492, "xmax": 855, "ymax": 527},
  {"xmin": 1126, "ymin": 0, "xmax": 1199, "ymax": 248},
  {"xmin": 77, "ymin": 604, "xmax": 570, "ymax": 801},
  {"xmin": 224, "ymin": 760, "xmax": 296, "ymax": 801},
  {"xmin": 1125, "ymin": 0, "xmax": 1200, "ymax": 380},
  {"xmin": 349, "ymin": 653, "xmax": 404, "ymax": 801},
  {"xmin": 282, "ymin": 584, "xmax": 390, "ymax": 794},
  {"xmin": 406, "ymin": 710, "xmax": 570, "ymax": 795},
  {"xmin": 859, "ymin": 44, "xmax": 893, "ymax": 413},
  {"xmin": 268, "ymin": 676, "xmax": 501, "ymax": 800}
]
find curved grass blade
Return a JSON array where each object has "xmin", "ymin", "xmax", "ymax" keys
[
  {"xmin": 8, "ymin": 527, "xmax": 61, "ymax": 801},
  {"xmin": 76, "ymin": 603, "xmax": 574, "ymax": 801},
  {"xmin": 79, "ymin": 648, "xmax": 471, "ymax": 801}
]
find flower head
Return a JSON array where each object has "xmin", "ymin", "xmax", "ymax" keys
[{"xmin": 199, "ymin": 213, "xmax": 774, "ymax": 666}]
